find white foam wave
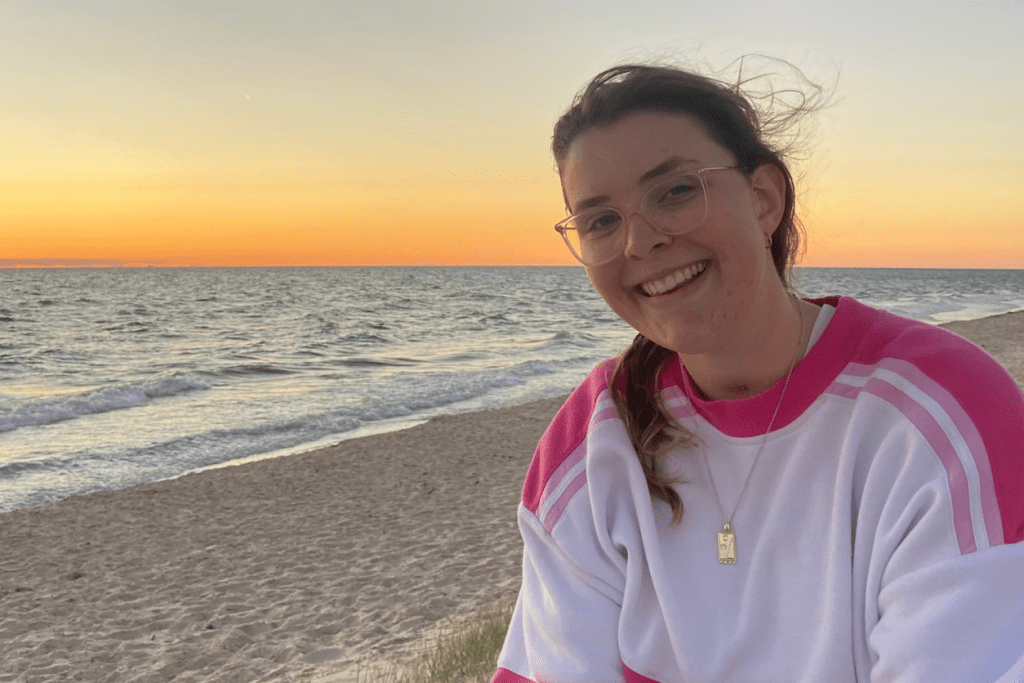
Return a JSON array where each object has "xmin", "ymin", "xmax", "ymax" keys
[{"xmin": 0, "ymin": 375, "xmax": 210, "ymax": 433}]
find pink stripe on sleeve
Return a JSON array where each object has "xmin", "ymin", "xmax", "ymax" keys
[
  {"xmin": 825, "ymin": 382, "xmax": 860, "ymax": 402},
  {"xmin": 826, "ymin": 377, "xmax": 977, "ymax": 554},
  {"xmin": 590, "ymin": 404, "xmax": 620, "ymax": 427},
  {"xmin": 490, "ymin": 667, "xmax": 534, "ymax": 683},
  {"xmin": 536, "ymin": 395, "xmax": 614, "ymax": 528},
  {"xmin": 667, "ymin": 402, "xmax": 697, "ymax": 422},
  {"xmin": 543, "ymin": 469, "xmax": 588, "ymax": 533},
  {"xmin": 844, "ymin": 303, "xmax": 1024, "ymax": 544},
  {"xmin": 623, "ymin": 662, "xmax": 665, "ymax": 682},
  {"xmin": 816, "ymin": 298, "xmax": 1024, "ymax": 544},
  {"xmin": 536, "ymin": 442, "xmax": 587, "ymax": 520},
  {"xmin": 875, "ymin": 327, "xmax": 1024, "ymax": 544},
  {"xmin": 522, "ymin": 359, "xmax": 616, "ymax": 514},
  {"xmin": 849, "ymin": 359, "xmax": 1004, "ymax": 547}
]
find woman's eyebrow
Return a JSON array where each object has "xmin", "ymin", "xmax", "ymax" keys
[
  {"xmin": 638, "ymin": 156, "xmax": 700, "ymax": 185},
  {"xmin": 574, "ymin": 194, "xmax": 612, "ymax": 212}
]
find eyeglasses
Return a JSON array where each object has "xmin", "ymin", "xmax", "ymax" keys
[{"xmin": 554, "ymin": 166, "xmax": 742, "ymax": 266}]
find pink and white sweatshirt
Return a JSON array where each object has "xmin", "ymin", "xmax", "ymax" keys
[{"xmin": 491, "ymin": 297, "xmax": 1024, "ymax": 683}]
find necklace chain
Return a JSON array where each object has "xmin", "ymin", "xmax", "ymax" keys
[{"xmin": 702, "ymin": 298, "xmax": 805, "ymax": 564}]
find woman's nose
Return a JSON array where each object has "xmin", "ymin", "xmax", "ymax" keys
[{"xmin": 622, "ymin": 212, "xmax": 671, "ymax": 259}]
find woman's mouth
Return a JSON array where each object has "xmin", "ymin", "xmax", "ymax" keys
[{"xmin": 638, "ymin": 261, "xmax": 709, "ymax": 297}]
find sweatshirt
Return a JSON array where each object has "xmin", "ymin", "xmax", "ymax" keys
[{"xmin": 492, "ymin": 297, "xmax": 1024, "ymax": 683}]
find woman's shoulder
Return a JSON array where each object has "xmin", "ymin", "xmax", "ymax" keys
[
  {"xmin": 829, "ymin": 296, "xmax": 1017, "ymax": 393},
  {"xmin": 520, "ymin": 358, "xmax": 621, "ymax": 515}
]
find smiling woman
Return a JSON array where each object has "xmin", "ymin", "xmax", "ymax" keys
[{"xmin": 490, "ymin": 61, "xmax": 1024, "ymax": 683}]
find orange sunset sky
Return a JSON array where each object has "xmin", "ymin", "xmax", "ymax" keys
[{"xmin": 2, "ymin": 1, "xmax": 1022, "ymax": 268}]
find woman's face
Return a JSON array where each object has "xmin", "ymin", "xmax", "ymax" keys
[{"xmin": 560, "ymin": 110, "xmax": 786, "ymax": 357}]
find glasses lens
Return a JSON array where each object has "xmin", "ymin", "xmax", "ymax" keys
[
  {"xmin": 641, "ymin": 174, "xmax": 708, "ymax": 235},
  {"xmin": 563, "ymin": 208, "xmax": 624, "ymax": 266}
]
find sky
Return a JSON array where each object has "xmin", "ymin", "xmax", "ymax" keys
[{"xmin": 2, "ymin": 0, "xmax": 1021, "ymax": 268}]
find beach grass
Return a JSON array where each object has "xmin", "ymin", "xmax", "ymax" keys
[{"xmin": 355, "ymin": 597, "xmax": 515, "ymax": 683}]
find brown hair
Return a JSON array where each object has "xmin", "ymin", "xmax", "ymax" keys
[{"xmin": 552, "ymin": 61, "xmax": 819, "ymax": 525}]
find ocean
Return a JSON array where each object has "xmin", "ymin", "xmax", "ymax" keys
[{"xmin": 3, "ymin": 266, "xmax": 1024, "ymax": 514}]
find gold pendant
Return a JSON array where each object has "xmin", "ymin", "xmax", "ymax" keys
[{"xmin": 717, "ymin": 523, "xmax": 736, "ymax": 564}]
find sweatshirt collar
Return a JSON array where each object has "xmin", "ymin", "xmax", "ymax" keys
[{"xmin": 661, "ymin": 296, "xmax": 860, "ymax": 438}]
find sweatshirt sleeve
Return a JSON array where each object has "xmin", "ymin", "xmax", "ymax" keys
[
  {"xmin": 491, "ymin": 504, "xmax": 626, "ymax": 683},
  {"xmin": 868, "ymin": 540, "xmax": 1024, "ymax": 681},
  {"xmin": 492, "ymin": 361, "xmax": 629, "ymax": 683},
  {"xmin": 858, "ymin": 328, "xmax": 1024, "ymax": 682}
]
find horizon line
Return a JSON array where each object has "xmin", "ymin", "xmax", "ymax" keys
[{"xmin": 3, "ymin": 262, "xmax": 1022, "ymax": 271}]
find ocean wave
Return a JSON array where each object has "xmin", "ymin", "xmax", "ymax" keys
[
  {"xmin": 101, "ymin": 321, "xmax": 152, "ymax": 333},
  {"xmin": 430, "ymin": 351, "xmax": 488, "ymax": 364},
  {"xmin": 336, "ymin": 332, "xmax": 391, "ymax": 345},
  {"xmin": 356, "ymin": 358, "xmax": 562, "ymax": 418},
  {"xmin": 545, "ymin": 330, "xmax": 604, "ymax": 348},
  {"xmin": 0, "ymin": 457, "xmax": 55, "ymax": 480},
  {"xmin": 0, "ymin": 374, "xmax": 210, "ymax": 433},
  {"xmin": 219, "ymin": 364, "xmax": 295, "ymax": 376},
  {"xmin": 335, "ymin": 357, "xmax": 421, "ymax": 368},
  {"xmin": 481, "ymin": 313, "xmax": 516, "ymax": 325},
  {"xmin": 383, "ymin": 298, "xmax": 418, "ymax": 310},
  {"xmin": 448, "ymin": 292, "xmax": 498, "ymax": 302},
  {"xmin": 931, "ymin": 304, "xmax": 1024, "ymax": 324},
  {"xmin": 1, "ymin": 411, "xmax": 362, "ymax": 508},
  {"xmin": 299, "ymin": 312, "xmax": 340, "ymax": 334}
]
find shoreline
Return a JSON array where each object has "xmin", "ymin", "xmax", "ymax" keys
[{"xmin": 1, "ymin": 311, "xmax": 1022, "ymax": 682}]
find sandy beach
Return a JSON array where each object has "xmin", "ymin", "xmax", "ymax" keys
[{"xmin": 2, "ymin": 313, "xmax": 1022, "ymax": 683}]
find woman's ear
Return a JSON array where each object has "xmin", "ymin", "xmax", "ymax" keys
[{"xmin": 750, "ymin": 164, "xmax": 787, "ymax": 239}]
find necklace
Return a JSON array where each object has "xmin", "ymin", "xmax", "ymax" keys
[{"xmin": 703, "ymin": 299, "xmax": 805, "ymax": 564}]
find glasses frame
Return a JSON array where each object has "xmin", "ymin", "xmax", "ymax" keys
[{"xmin": 554, "ymin": 166, "xmax": 743, "ymax": 266}]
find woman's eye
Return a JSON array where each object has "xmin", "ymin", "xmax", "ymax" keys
[
  {"xmin": 582, "ymin": 211, "xmax": 622, "ymax": 236},
  {"xmin": 658, "ymin": 179, "xmax": 699, "ymax": 204}
]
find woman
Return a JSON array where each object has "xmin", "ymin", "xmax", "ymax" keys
[{"xmin": 490, "ymin": 64, "xmax": 1024, "ymax": 683}]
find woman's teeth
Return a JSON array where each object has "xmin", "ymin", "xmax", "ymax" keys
[{"xmin": 641, "ymin": 261, "xmax": 708, "ymax": 296}]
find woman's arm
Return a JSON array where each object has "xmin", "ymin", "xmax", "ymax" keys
[
  {"xmin": 492, "ymin": 505, "xmax": 626, "ymax": 683},
  {"xmin": 860, "ymin": 334, "xmax": 1024, "ymax": 681}
]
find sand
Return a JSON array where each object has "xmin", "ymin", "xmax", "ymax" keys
[
  {"xmin": 0, "ymin": 397, "xmax": 562, "ymax": 683},
  {"xmin": 2, "ymin": 312, "xmax": 1022, "ymax": 683}
]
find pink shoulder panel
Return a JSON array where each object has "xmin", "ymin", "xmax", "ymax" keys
[
  {"xmin": 521, "ymin": 358, "xmax": 616, "ymax": 514},
  {"xmin": 843, "ymin": 300, "xmax": 1024, "ymax": 546}
]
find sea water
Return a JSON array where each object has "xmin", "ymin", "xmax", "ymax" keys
[{"xmin": 2, "ymin": 266, "xmax": 1024, "ymax": 513}]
